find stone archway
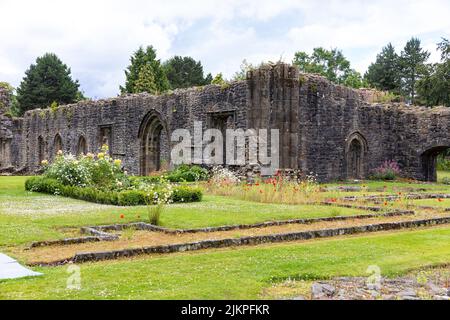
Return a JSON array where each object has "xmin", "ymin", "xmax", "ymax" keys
[
  {"xmin": 346, "ymin": 132, "xmax": 368, "ymax": 180},
  {"xmin": 421, "ymin": 146, "xmax": 450, "ymax": 182},
  {"xmin": 77, "ymin": 136, "xmax": 87, "ymax": 156},
  {"xmin": 138, "ymin": 111, "xmax": 169, "ymax": 176},
  {"xmin": 54, "ymin": 134, "xmax": 63, "ymax": 156},
  {"xmin": 37, "ymin": 136, "xmax": 46, "ymax": 164}
]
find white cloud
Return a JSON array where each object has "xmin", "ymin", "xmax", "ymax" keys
[{"xmin": 0, "ymin": 0, "xmax": 448, "ymax": 97}]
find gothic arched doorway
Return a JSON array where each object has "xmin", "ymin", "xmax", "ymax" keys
[
  {"xmin": 421, "ymin": 146, "xmax": 450, "ymax": 181},
  {"xmin": 346, "ymin": 132, "xmax": 368, "ymax": 180},
  {"xmin": 54, "ymin": 134, "xmax": 63, "ymax": 156},
  {"xmin": 77, "ymin": 136, "xmax": 87, "ymax": 156},
  {"xmin": 138, "ymin": 112, "xmax": 168, "ymax": 176},
  {"xmin": 38, "ymin": 136, "xmax": 46, "ymax": 164}
]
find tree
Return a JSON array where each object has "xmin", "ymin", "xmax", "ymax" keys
[
  {"xmin": 293, "ymin": 47, "xmax": 354, "ymax": 85},
  {"xmin": 16, "ymin": 53, "xmax": 81, "ymax": 114},
  {"xmin": 0, "ymin": 82, "xmax": 20, "ymax": 116},
  {"xmin": 343, "ymin": 69, "xmax": 368, "ymax": 89},
  {"xmin": 163, "ymin": 56, "xmax": 211, "ymax": 89},
  {"xmin": 417, "ymin": 38, "xmax": 450, "ymax": 107},
  {"xmin": 133, "ymin": 63, "xmax": 158, "ymax": 94},
  {"xmin": 211, "ymin": 73, "xmax": 227, "ymax": 86},
  {"xmin": 399, "ymin": 38, "xmax": 430, "ymax": 104},
  {"xmin": 292, "ymin": 47, "xmax": 367, "ymax": 89},
  {"xmin": 120, "ymin": 46, "xmax": 169, "ymax": 94},
  {"xmin": 364, "ymin": 43, "xmax": 401, "ymax": 93}
]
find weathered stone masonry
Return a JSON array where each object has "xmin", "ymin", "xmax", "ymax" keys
[{"xmin": 1, "ymin": 63, "xmax": 449, "ymax": 181}]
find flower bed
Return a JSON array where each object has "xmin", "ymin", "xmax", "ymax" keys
[
  {"xmin": 25, "ymin": 176, "xmax": 202, "ymax": 206},
  {"xmin": 26, "ymin": 146, "xmax": 202, "ymax": 206}
]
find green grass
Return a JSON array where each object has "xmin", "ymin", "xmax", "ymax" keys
[
  {"xmin": 0, "ymin": 176, "xmax": 367, "ymax": 246},
  {"xmin": 1, "ymin": 226, "xmax": 450, "ymax": 299},
  {"xmin": 2, "ymin": 175, "xmax": 450, "ymax": 300},
  {"xmin": 438, "ymin": 170, "xmax": 450, "ymax": 182},
  {"xmin": 411, "ymin": 198, "xmax": 450, "ymax": 208}
]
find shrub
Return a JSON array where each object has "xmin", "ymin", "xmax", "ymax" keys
[
  {"xmin": 171, "ymin": 186, "xmax": 203, "ymax": 203},
  {"xmin": 118, "ymin": 190, "xmax": 147, "ymax": 206},
  {"xmin": 370, "ymin": 160, "xmax": 401, "ymax": 180},
  {"xmin": 25, "ymin": 176, "xmax": 202, "ymax": 206},
  {"xmin": 437, "ymin": 155, "xmax": 450, "ymax": 171},
  {"xmin": 42, "ymin": 145, "xmax": 130, "ymax": 190},
  {"xmin": 166, "ymin": 164, "xmax": 209, "ymax": 182}
]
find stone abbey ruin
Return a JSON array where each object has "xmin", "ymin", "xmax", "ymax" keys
[{"xmin": 0, "ymin": 63, "xmax": 449, "ymax": 182}]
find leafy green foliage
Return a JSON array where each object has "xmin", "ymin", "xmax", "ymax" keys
[
  {"xmin": 25, "ymin": 176, "xmax": 202, "ymax": 206},
  {"xmin": 293, "ymin": 47, "xmax": 363, "ymax": 88},
  {"xmin": 120, "ymin": 46, "xmax": 169, "ymax": 94},
  {"xmin": 171, "ymin": 185, "xmax": 203, "ymax": 203},
  {"xmin": 399, "ymin": 38, "xmax": 430, "ymax": 104},
  {"xmin": 16, "ymin": 53, "xmax": 82, "ymax": 115},
  {"xmin": 43, "ymin": 145, "xmax": 129, "ymax": 190},
  {"xmin": 166, "ymin": 164, "xmax": 209, "ymax": 182},
  {"xmin": 211, "ymin": 73, "xmax": 227, "ymax": 86},
  {"xmin": 163, "ymin": 56, "xmax": 212, "ymax": 89},
  {"xmin": 417, "ymin": 38, "xmax": 450, "ymax": 107},
  {"xmin": 134, "ymin": 63, "xmax": 158, "ymax": 94},
  {"xmin": 0, "ymin": 82, "xmax": 20, "ymax": 116},
  {"xmin": 369, "ymin": 160, "xmax": 401, "ymax": 180},
  {"xmin": 364, "ymin": 43, "xmax": 401, "ymax": 93}
]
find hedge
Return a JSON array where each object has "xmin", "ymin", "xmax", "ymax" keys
[{"xmin": 25, "ymin": 176, "xmax": 202, "ymax": 206}]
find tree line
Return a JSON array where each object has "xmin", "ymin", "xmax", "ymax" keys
[{"xmin": 2, "ymin": 36, "xmax": 448, "ymax": 116}]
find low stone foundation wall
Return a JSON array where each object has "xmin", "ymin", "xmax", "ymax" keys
[
  {"xmin": 30, "ymin": 215, "xmax": 450, "ymax": 266},
  {"xmin": 88, "ymin": 209, "xmax": 413, "ymax": 235}
]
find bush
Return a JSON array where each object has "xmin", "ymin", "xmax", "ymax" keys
[
  {"xmin": 166, "ymin": 164, "xmax": 209, "ymax": 182},
  {"xmin": 437, "ymin": 155, "xmax": 450, "ymax": 171},
  {"xmin": 171, "ymin": 186, "xmax": 203, "ymax": 203},
  {"xmin": 370, "ymin": 160, "xmax": 401, "ymax": 180},
  {"xmin": 117, "ymin": 190, "xmax": 148, "ymax": 206},
  {"xmin": 43, "ymin": 145, "xmax": 130, "ymax": 190},
  {"xmin": 25, "ymin": 176, "xmax": 202, "ymax": 206}
]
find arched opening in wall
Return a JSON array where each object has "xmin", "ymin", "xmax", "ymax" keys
[
  {"xmin": 346, "ymin": 133, "xmax": 368, "ymax": 180},
  {"xmin": 54, "ymin": 134, "xmax": 63, "ymax": 156},
  {"xmin": 421, "ymin": 146, "xmax": 450, "ymax": 182},
  {"xmin": 138, "ymin": 112, "xmax": 168, "ymax": 176},
  {"xmin": 77, "ymin": 136, "xmax": 87, "ymax": 156},
  {"xmin": 38, "ymin": 136, "xmax": 45, "ymax": 164}
]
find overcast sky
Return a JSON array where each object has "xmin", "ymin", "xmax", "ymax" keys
[{"xmin": 0, "ymin": 0, "xmax": 449, "ymax": 98}]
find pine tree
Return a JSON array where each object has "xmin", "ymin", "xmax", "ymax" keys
[
  {"xmin": 417, "ymin": 38, "xmax": 450, "ymax": 107},
  {"xmin": 16, "ymin": 53, "xmax": 81, "ymax": 114},
  {"xmin": 163, "ymin": 56, "xmax": 211, "ymax": 89},
  {"xmin": 400, "ymin": 38, "xmax": 430, "ymax": 104},
  {"xmin": 364, "ymin": 43, "xmax": 401, "ymax": 93},
  {"xmin": 120, "ymin": 46, "xmax": 169, "ymax": 94},
  {"xmin": 133, "ymin": 64, "xmax": 157, "ymax": 94}
]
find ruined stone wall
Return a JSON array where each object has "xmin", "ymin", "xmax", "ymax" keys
[
  {"xmin": 18, "ymin": 82, "xmax": 248, "ymax": 174},
  {"xmin": 2, "ymin": 63, "xmax": 450, "ymax": 181}
]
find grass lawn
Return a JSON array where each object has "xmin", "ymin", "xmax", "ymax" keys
[
  {"xmin": 410, "ymin": 198, "xmax": 450, "ymax": 208},
  {"xmin": 1, "ymin": 226, "xmax": 450, "ymax": 299},
  {"xmin": 0, "ymin": 176, "xmax": 368, "ymax": 247},
  {"xmin": 2, "ymin": 174, "xmax": 450, "ymax": 299}
]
